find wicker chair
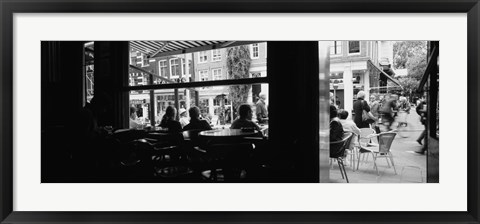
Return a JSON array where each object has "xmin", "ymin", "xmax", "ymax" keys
[{"xmin": 330, "ymin": 132, "xmax": 354, "ymax": 183}]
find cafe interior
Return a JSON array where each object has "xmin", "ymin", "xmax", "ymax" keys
[
  {"xmin": 41, "ymin": 41, "xmax": 323, "ymax": 183},
  {"xmin": 41, "ymin": 41, "xmax": 439, "ymax": 183}
]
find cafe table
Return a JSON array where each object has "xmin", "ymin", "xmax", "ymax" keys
[{"xmin": 198, "ymin": 129, "xmax": 260, "ymax": 138}]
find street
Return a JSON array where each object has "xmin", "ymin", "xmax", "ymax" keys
[{"xmin": 330, "ymin": 108, "xmax": 427, "ymax": 183}]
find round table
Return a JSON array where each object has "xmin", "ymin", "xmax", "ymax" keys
[{"xmin": 199, "ymin": 129, "xmax": 259, "ymax": 138}]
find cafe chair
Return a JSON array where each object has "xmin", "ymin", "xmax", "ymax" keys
[
  {"xmin": 113, "ymin": 129, "xmax": 146, "ymax": 143},
  {"xmin": 117, "ymin": 139, "xmax": 154, "ymax": 179},
  {"xmin": 357, "ymin": 132, "xmax": 397, "ymax": 176},
  {"xmin": 202, "ymin": 142, "xmax": 255, "ymax": 182},
  {"xmin": 355, "ymin": 128, "xmax": 377, "ymax": 164},
  {"xmin": 330, "ymin": 132, "xmax": 354, "ymax": 183}
]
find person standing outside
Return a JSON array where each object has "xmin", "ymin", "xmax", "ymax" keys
[
  {"xmin": 129, "ymin": 107, "xmax": 144, "ymax": 129},
  {"xmin": 255, "ymin": 92, "xmax": 268, "ymax": 124},
  {"xmin": 353, "ymin": 91, "xmax": 376, "ymax": 129},
  {"xmin": 369, "ymin": 95, "xmax": 381, "ymax": 134},
  {"xmin": 415, "ymin": 100, "xmax": 427, "ymax": 154},
  {"xmin": 380, "ymin": 94, "xmax": 398, "ymax": 131}
]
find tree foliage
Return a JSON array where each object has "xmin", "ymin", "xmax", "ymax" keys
[
  {"xmin": 226, "ymin": 45, "xmax": 252, "ymax": 115},
  {"xmin": 393, "ymin": 41, "xmax": 428, "ymax": 79}
]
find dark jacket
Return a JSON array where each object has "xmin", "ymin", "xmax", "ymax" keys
[
  {"xmin": 330, "ymin": 118, "xmax": 344, "ymax": 142},
  {"xmin": 183, "ymin": 119, "xmax": 212, "ymax": 131},
  {"xmin": 353, "ymin": 99, "xmax": 371, "ymax": 128},
  {"xmin": 416, "ymin": 101, "xmax": 427, "ymax": 125},
  {"xmin": 159, "ymin": 119, "xmax": 182, "ymax": 133}
]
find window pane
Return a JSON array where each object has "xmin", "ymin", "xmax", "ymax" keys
[
  {"xmin": 349, "ymin": 41, "xmax": 360, "ymax": 53},
  {"xmin": 128, "ymin": 42, "xmax": 267, "ymax": 85},
  {"xmin": 143, "ymin": 84, "xmax": 268, "ymax": 131},
  {"xmin": 129, "ymin": 90, "xmax": 151, "ymax": 128}
]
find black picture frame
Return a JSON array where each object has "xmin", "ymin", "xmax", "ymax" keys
[{"xmin": 1, "ymin": 0, "xmax": 478, "ymax": 223}]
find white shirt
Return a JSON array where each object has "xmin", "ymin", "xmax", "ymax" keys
[{"xmin": 339, "ymin": 119, "xmax": 361, "ymax": 148}]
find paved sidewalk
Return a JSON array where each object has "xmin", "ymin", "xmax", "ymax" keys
[{"xmin": 330, "ymin": 110, "xmax": 427, "ymax": 183}]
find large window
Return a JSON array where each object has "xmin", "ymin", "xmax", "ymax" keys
[
  {"xmin": 348, "ymin": 41, "xmax": 360, "ymax": 54},
  {"xmin": 128, "ymin": 41, "xmax": 268, "ymax": 129}
]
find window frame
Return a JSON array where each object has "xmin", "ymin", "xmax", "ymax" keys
[
  {"xmin": 199, "ymin": 69, "xmax": 209, "ymax": 81},
  {"xmin": 198, "ymin": 51, "xmax": 208, "ymax": 63},
  {"xmin": 211, "ymin": 49, "xmax": 222, "ymax": 62},
  {"xmin": 251, "ymin": 43, "xmax": 260, "ymax": 59},
  {"xmin": 169, "ymin": 58, "xmax": 180, "ymax": 78},
  {"xmin": 212, "ymin": 68, "xmax": 222, "ymax": 80},
  {"xmin": 330, "ymin": 41, "xmax": 343, "ymax": 57},
  {"xmin": 158, "ymin": 60, "xmax": 168, "ymax": 77},
  {"xmin": 347, "ymin": 41, "xmax": 361, "ymax": 55}
]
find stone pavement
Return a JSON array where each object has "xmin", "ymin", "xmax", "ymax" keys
[{"xmin": 330, "ymin": 109, "xmax": 427, "ymax": 183}]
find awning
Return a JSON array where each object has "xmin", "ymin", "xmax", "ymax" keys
[
  {"xmin": 129, "ymin": 41, "xmax": 259, "ymax": 58},
  {"xmin": 367, "ymin": 60, "xmax": 402, "ymax": 88}
]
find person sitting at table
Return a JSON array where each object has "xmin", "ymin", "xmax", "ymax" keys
[
  {"xmin": 129, "ymin": 107, "xmax": 144, "ymax": 129},
  {"xmin": 330, "ymin": 105, "xmax": 344, "ymax": 142},
  {"xmin": 183, "ymin": 106, "xmax": 212, "ymax": 131},
  {"xmin": 159, "ymin": 106, "xmax": 182, "ymax": 133},
  {"xmin": 338, "ymin": 109, "xmax": 360, "ymax": 149},
  {"xmin": 231, "ymin": 104, "xmax": 262, "ymax": 132}
]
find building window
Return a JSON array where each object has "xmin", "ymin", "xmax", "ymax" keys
[
  {"xmin": 251, "ymin": 43, "xmax": 259, "ymax": 59},
  {"xmin": 212, "ymin": 49, "xmax": 222, "ymax": 62},
  {"xmin": 142, "ymin": 54, "xmax": 150, "ymax": 67},
  {"xmin": 330, "ymin": 41, "xmax": 342, "ymax": 55},
  {"xmin": 212, "ymin": 68, "xmax": 222, "ymax": 80},
  {"xmin": 348, "ymin": 41, "xmax": 360, "ymax": 54},
  {"xmin": 181, "ymin": 58, "xmax": 187, "ymax": 76},
  {"xmin": 170, "ymin": 58, "xmax": 180, "ymax": 77},
  {"xmin": 199, "ymin": 51, "xmax": 208, "ymax": 63},
  {"xmin": 199, "ymin": 70, "xmax": 209, "ymax": 81},
  {"xmin": 159, "ymin": 60, "xmax": 167, "ymax": 77}
]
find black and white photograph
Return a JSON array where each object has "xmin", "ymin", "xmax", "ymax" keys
[
  {"xmin": 41, "ymin": 40, "xmax": 439, "ymax": 183},
  {"xmin": 2, "ymin": 4, "xmax": 477, "ymax": 223}
]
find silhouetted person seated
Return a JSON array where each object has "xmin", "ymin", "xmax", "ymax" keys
[
  {"xmin": 330, "ymin": 105, "xmax": 344, "ymax": 142},
  {"xmin": 231, "ymin": 104, "xmax": 263, "ymax": 137},
  {"xmin": 79, "ymin": 93, "xmax": 110, "ymax": 142},
  {"xmin": 183, "ymin": 106, "xmax": 212, "ymax": 131},
  {"xmin": 159, "ymin": 106, "xmax": 182, "ymax": 133},
  {"xmin": 75, "ymin": 92, "xmax": 115, "ymax": 177}
]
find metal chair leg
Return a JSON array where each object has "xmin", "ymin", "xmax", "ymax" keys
[
  {"xmin": 357, "ymin": 152, "xmax": 362, "ymax": 170},
  {"xmin": 372, "ymin": 153, "xmax": 379, "ymax": 176},
  {"xmin": 338, "ymin": 159, "xmax": 349, "ymax": 183},
  {"xmin": 389, "ymin": 152, "xmax": 397, "ymax": 174},
  {"xmin": 337, "ymin": 160, "xmax": 344, "ymax": 179}
]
